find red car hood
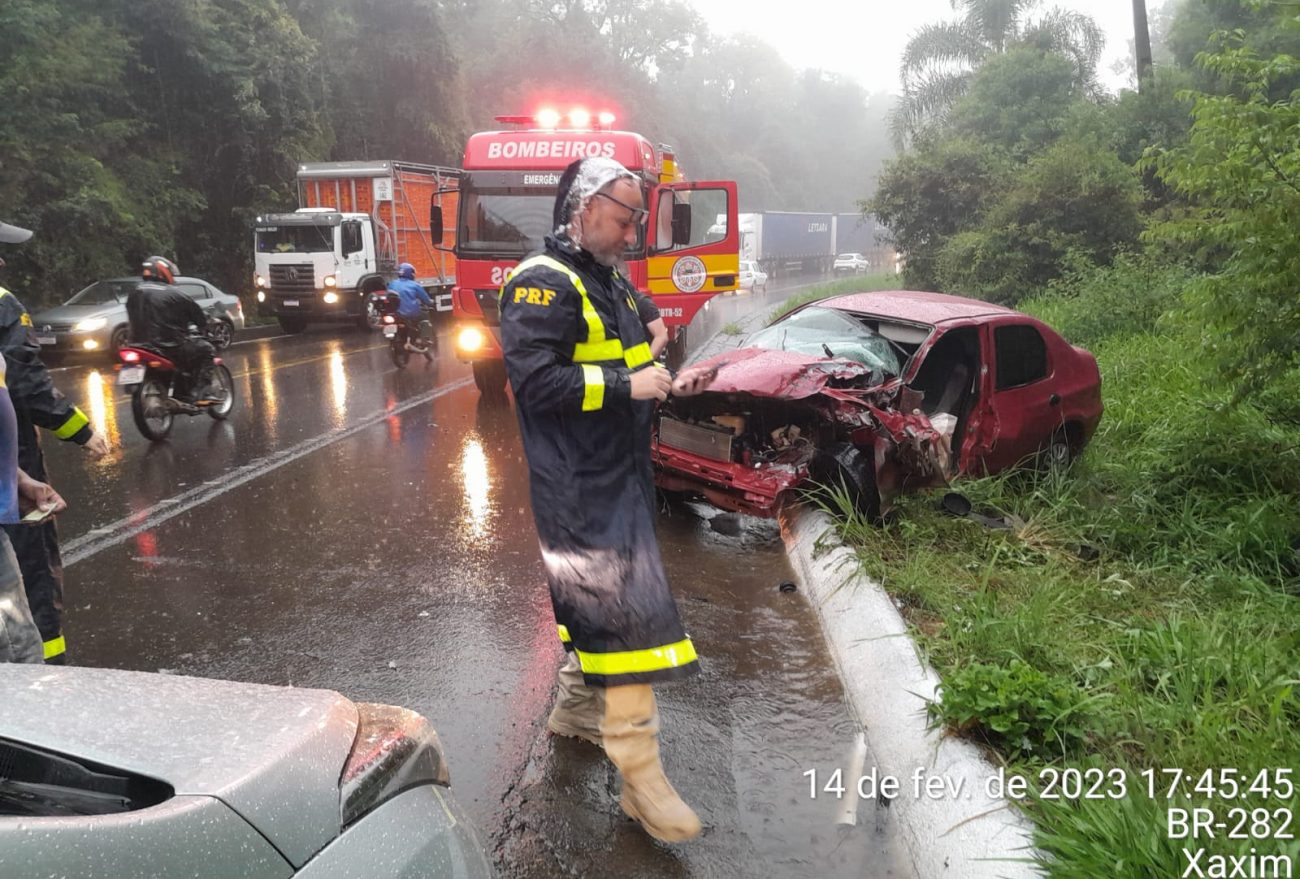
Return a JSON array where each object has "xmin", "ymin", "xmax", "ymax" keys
[{"xmin": 694, "ymin": 347, "xmax": 882, "ymax": 400}]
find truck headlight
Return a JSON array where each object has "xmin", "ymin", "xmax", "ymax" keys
[
  {"xmin": 457, "ymin": 327, "xmax": 485, "ymax": 353},
  {"xmin": 323, "ymin": 291, "xmax": 339, "ymax": 304},
  {"xmin": 255, "ymin": 274, "xmax": 267, "ymax": 288},
  {"xmin": 256, "ymin": 290, "xmax": 266, "ymax": 303},
  {"xmin": 323, "ymin": 275, "xmax": 337, "ymax": 287},
  {"xmin": 73, "ymin": 317, "xmax": 107, "ymax": 332}
]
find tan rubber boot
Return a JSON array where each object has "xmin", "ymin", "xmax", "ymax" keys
[
  {"xmin": 546, "ymin": 652, "xmax": 605, "ymax": 746},
  {"xmin": 601, "ymin": 684, "xmax": 701, "ymax": 843}
]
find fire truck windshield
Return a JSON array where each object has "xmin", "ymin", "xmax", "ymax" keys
[{"xmin": 458, "ymin": 176, "xmax": 645, "ymax": 259}]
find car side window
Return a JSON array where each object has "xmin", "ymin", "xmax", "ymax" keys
[
  {"xmin": 178, "ymin": 283, "xmax": 209, "ymax": 300},
  {"xmin": 994, "ymin": 324, "xmax": 1048, "ymax": 389}
]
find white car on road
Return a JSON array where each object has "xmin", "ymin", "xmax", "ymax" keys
[
  {"xmin": 738, "ymin": 260, "xmax": 768, "ymax": 293},
  {"xmin": 833, "ymin": 253, "xmax": 870, "ymax": 274}
]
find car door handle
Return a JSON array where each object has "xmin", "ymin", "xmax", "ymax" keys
[{"xmin": 1049, "ymin": 393, "xmax": 1061, "ymax": 406}]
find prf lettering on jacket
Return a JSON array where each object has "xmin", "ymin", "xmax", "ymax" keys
[{"xmin": 513, "ymin": 287, "xmax": 556, "ymax": 307}]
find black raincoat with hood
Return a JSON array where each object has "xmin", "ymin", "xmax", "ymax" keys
[{"xmin": 500, "ymin": 179, "xmax": 699, "ymax": 687}]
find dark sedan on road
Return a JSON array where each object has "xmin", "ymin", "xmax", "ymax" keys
[
  {"xmin": 30, "ymin": 276, "xmax": 245, "ymax": 357},
  {"xmin": 653, "ymin": 290, "xmax": 1103, "ymax": 520},
  {"xmin": 0, "ymin": 665, "xmax": 494, "ymax": 878}
]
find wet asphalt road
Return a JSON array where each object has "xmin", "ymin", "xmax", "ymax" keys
[{"xmin": 37, "ymin": 312, "xmax": 914, "ymax": 878}]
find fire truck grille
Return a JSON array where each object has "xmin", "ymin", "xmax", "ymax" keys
[{"xmin": 270, "ymin": 264, "xmax": 315, "ymax": 294}]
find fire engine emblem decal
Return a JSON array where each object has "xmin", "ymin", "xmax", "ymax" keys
[{"xmin": 671, "ymin": 256, "xmax": 707, "ymax": 293}]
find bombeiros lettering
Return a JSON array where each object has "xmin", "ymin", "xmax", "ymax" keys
[{"xmin": 486, "ymin": 141, "xmax": 617, "ymax": 160}]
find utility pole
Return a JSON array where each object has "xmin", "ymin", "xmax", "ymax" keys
[{"xmin": 1133, "ymin": 0, "xmax": 1154, "ymax": 92}]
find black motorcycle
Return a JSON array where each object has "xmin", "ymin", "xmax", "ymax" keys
[
  {"xmin": 370, "ymin": 290, "xmax": 434, "ymax": 369},
  {"xmin": 117, "ymin": 327, "xmax": 235, "ymax": 441}
]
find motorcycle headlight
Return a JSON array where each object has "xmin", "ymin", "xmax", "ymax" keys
[{"xmin": 73, "ymin": 317, "xmax": 107, "ymax": 332}]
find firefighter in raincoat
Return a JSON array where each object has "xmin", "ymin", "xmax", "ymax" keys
[
  {"xmin": 0, "ymin": 220, "xmax": 110, "ymax": 664},
  {"xmin": 499, "ymin": 157, "xmax": 716, "ymax": 843}
]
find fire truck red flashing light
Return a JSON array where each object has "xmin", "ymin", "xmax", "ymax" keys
[{"xmin": 493, "ymin": 108, "xmax": 617, "ymax": 131}]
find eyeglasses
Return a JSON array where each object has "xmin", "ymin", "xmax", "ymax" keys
[{"xmin": 593, "ymin": 191, "xmax": 648, "ymax": 228}]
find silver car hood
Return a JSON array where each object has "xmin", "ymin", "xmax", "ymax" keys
[
  {"xmin": 0, "ymin": 665, "xmax": 359, "ymax": 867},
  {"xmin": 29, "ymin": 304, "xmax": 119, "ymax": 323}
]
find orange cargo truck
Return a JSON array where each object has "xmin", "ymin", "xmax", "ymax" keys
[{"xmin": 253, "ymin": 160, "xmax": 460, "ymax": 333}]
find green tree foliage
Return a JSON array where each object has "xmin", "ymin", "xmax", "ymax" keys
[
  {"xmin": 895, "ymin": 0, "xmax": 1103, "ymax": 141},
  {"xmin": 1150, "ymin": 23, "xmax": 1300, "ymax": 400},
  {"xmin": 0, "ymin": 0, "xmax": 158, "ymax": 300},
  {"xmin": 869, "ymin": 138, "xmax": 1014, "ymax": 290},
  {"xmin": 935, "ymin": 137, "xmax": 1143, "ymax": 302}
]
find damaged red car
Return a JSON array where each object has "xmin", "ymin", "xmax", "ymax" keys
[{"xmin": 652, "ymin": 290, "xmax": 1103, "ymax": 520}]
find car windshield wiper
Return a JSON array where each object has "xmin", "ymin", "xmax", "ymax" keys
[{"xmin": 822, "ymin": 343, "xmax": 835, "ymax": 358}]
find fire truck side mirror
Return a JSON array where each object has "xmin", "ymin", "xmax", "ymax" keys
[
  {"xmin": 671, "ymin": 203, "xmax": 692, "ymax": 246},
  {"xmin": 429, "ymin": 205, "xmax": 443, "ymax": 243}
]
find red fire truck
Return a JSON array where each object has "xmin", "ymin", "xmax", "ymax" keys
[{"xmin": 439, "ymin": 108, "xmax": 740, "ymax": 395}]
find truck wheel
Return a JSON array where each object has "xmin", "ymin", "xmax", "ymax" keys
[
  {"xmin": 663, "ymin": 327, "xmax": 689, "ymax": 371},
  {"xmin": 472, "ymin": 360, "xmax": 508, "ymax": 398},
  {"xmin": 278, "ymin": 316, "xmax": 307, "ymax": 334},
  {"xmin": 357, "ymin": 299, "xmax": 382, "ymax": 331}
]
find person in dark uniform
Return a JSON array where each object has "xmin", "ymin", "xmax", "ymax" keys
[
  {"xmin": 125, "ymin": 256, "xmax": 219, "ymax": 402},
  {"xmin": 499, "ymin": 157, "xmax": 716, "ymax": 843},
  {"xmin": 0, "ymin": 220, "xmax": 110, "ymax": 664}
]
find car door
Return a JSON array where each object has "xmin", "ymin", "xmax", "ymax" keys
[
  {"xmin": 178, "ymin": 281, "xmax": 216, "ymax": 318},
  {"xmin": 981, "ymin": 320, "xmax": 1058, "ymax": 472}
]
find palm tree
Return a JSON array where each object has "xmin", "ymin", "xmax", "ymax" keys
[{"xmin": 894, "ymin": 0, "xmax": 1103, "ymax": 141}]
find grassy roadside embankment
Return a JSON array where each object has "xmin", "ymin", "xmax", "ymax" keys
[{"xmin": 820, "ymin": 257, "xmax": 1299, "ymax": 876}]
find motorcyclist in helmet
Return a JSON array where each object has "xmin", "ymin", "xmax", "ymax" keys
[
  {"xmin": 125, "ymin": 256, "xmax": 221, "ymax": 403},
  {"xmin": 386, "ymin": 263, "xmax": 433, "ymax": 351}
]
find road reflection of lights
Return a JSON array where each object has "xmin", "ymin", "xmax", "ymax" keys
[
  {"xmin": 258, "ymin": 347, "xmax": 278, "ymax": 443},
  {"xmin": 134, "ymin": 530, "xmax": 158, "ymax": 566},
  {"xmin": 460, "ymin": 437, "xmax": 490, "ymax": 538},
  {"xmin": 328, "ymin": 347, "xmax": 347, "ymax": 425},
  {"xmin": 84, "ymin": 370, "xmax": 121, "ymax": 449},
  {"xmin": 385, "ymin": 392, "xmax": 401, "ymax": 443}
]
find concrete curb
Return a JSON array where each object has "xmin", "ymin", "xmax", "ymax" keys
[{"xmin": 780, "ymin": 505, "xmax": 1042, "ymax": 878}]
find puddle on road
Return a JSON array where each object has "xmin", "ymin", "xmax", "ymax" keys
[{"xmin": 495, "ymin": 499, "xmax": 917, "ymax": 879}]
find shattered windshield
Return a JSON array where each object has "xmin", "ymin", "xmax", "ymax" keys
[{"xmin": 747, "ymin": 306, "xmax": 902, "ymax": 376}]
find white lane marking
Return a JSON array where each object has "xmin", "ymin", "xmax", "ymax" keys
[
  {"xmin": 63, "ymin": 376, "xmax": 473, "ymax": 567},
  {"xmin": 230, "ymin": 333, "xmax": 289, "ymax": 346}
]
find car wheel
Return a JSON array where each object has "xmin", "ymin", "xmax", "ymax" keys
[
  {"xmin": 110, "ymin": 326, "xmax": 130, "ymax": 355},
  {"xmin": 209, "ymin": 320, "xmax": 234, "ymax": 350},
  {"xmin": 1040, "ymin": 428, "xmax": 1075, "ymax": 472},
  {"xmin": 812, "ymin": 442, "xmax": 881, "ymax": 523}
]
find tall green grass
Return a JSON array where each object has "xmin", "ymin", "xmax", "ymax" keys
[{"xmin": 818, "ymin": 255, "xmax": 1300, "ymax": 876}]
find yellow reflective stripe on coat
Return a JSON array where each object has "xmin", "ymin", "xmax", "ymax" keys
[
  {"xmin": 510, "ymin": 256, "xmax": 648, "ymax": 369},
  {"xmin": 557, "ymin": 624, "xmax": 572, "ymax": 644},
  {"xmin": 581, "ymin": 364, "xmax": 604, "ymax": 412},
  {"xmin": 576, "ymin": 637, "xmax": 697, "ymax": 677},
  {"xmin": 53, "ymin": 407, "xmax": 90, "ymax": 440},
  {"xmin": 43, "ymin": 635, "xmax": 66, "ymax": 660}
]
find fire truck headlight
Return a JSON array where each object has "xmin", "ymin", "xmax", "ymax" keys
[
  {"xmin": 457, "ymin": 327, "xmax": 486, "ymax": 354},
  {"xmin": 323, "ymin": 291, "xmax": 339, "ymax": 305}
]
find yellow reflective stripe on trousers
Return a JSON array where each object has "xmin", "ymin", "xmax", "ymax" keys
[
  {"xmin": 54, "ymin": 407, "xmax": 90, "ymax": 440},
  {"xmin": 576, "ymin": 637, "xmax": 697, "ymax": 677},
  {"xmin": 43, "ymin": 634, "xmax": 66, "ymax": 660},
  {"xmin": 581, "ymin": 364, "xmax": 605, "ymax": 412},
  {"xmin": 557, "ymin": 624, "xmax": 572, "ymax": 644}
]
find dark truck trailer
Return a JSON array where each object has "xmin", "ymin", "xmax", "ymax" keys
[{"xmin": 738, "ymin": 212, "xmax": 835, "ymax": 278}]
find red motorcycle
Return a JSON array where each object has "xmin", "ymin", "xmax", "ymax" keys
[{"xmin": 117, "ymin": 339, "xmax": 235, "ymax": 441}]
